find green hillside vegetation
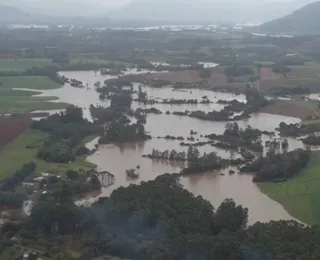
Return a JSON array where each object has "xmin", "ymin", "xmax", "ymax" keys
[
  {"xmin": 260, "ymin": 151, "xmax": 320, "ymax": 225},
  {"xmin": 259, "ymin": 2, "xmax": 320, "ymax": 34}
]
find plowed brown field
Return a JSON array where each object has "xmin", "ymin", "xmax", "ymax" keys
[
  {"xmin": 0, "ymin": 115, "xmax": 32, "ymax": 148},
  {"xmin": 147, "ymin": 67, "xmax": 228, "ymax": 84},
  {"xmin": 260, "ymin": 68, "xmax": 285, "ymax": 81}
]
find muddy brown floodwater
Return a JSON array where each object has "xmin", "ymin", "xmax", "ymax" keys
[{"xmin": 30, "ymin": 70, "xmax": 305, "ymax": 225}]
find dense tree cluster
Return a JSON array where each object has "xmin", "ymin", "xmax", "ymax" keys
[
  {"xmin": 272, "ymin": 63, "xmax": 291, "ymax": 74},
  {"xmin": 241, "ymin": 149, "xmax": 311, "ymax": 182},
  {"xmin": 37, "ymin": 170, "xmax": 102, "ymax": 204},
  {"xmin": 4, "ymin": 174, "xmax": 320, "ymax": 259},
  {"xmin": 25, "ymin": 66, "xmax": 67, "ymax": 84},
  {"xmin": 137, "ymin": 85, "xmax": 147, "ymax": 102},
  {"xmin": 186, "ymin": 88, "xmax": 270, "ymax": 122},
  {"xmin": 144, "ymin": 149, "xmax": 187, "ymax": 161},
  {"xmin": 206, "ymin": 123, "xmax": 265, "ymax": 152},
  {"xmin": 38, "ymin": 138, "xmax": 75, "ymax": 163},
  {"xmin": 134, "ymin": 107, "xmax": 162, "ymax": 115},
  {"xmin": 181, "ymin": 146, "xmax": 245, "ymax": 175},
  {"xmin": 110, "ymin": 93, "xmax": 132, "ymax": 108},
  {"xmin": 75, "ymin": 146, "xmax": 90, "ymax": 156},
  {"xmin": 0, "ymin": 162, "xmax": 36, "ymax": 191},
  {"xmin": 33, "ymin": 106, "xmax": 99, "ymax": 143},
  {"xmin": 0, "ymin": 192, "xmax": 26, "ymax": 209},
  {"xmin": 24, "ymin": 175, "xmax": 249, "ymax": 259},
  {"xmin": 69, "ymin": 78, "xmax": 84, "ymax": 88},
  {"xmin": 90, "ymin": 105, "xmax": 126, "ymax": 124},
  {"xmin": 99, "ymin": 119, "xmax": 151, "ymax": 144},
  {"xmin": 104, "ymin": 78, "xmax": 134, "ymax": 90},
  {"xmin": 278, "ymin": 122, "xmax": 320, "ymax": 137},
  {"xmin": 92, "ymin": 93, "xmax": 151, "ymax": 144},
  {"xmin": 100, "ymin": 67, "xmax": 123, "ymax": 76},
  {"xmin": 62, "ymin": 61, "xmax": 128, "ymax": 71},
  {"xmin": 33, "ymin": 106, "xmax": 102, "ymax": 163},
  {"xmin": 162, "ymin": 98, "xmax": 199, "ymax": 104},
  {"xmin": 96, "ymin": 78, "xmax": 134, "ymax": 100},
  {"xmin": 49, "ymin": 51, "xmax": 69, "ymax": 64},
  {"xmin": 159, "ymin": 135, "xmax": 184, "ymax": 140},
  {"xmin": 224, "ymin": 65, "xmax": 254, "ymax": 77},
  {"xmin": 269, "ymin": 86, "xmax": 310, "ymax": 96},
  {"xmin": 302, "ymin": 134, "xmax": 320, "ymax": 145}
]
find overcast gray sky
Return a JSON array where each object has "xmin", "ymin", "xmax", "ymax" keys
[{"xmin": 1, "ymin": 0, "xmax": 315, "ymax": 18}]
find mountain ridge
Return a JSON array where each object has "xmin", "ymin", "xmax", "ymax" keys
[
  {"xmin": 108, "ymin": 0, "xmax": 316, "ymax": 23},
  {"xmin": 0, "ymin": 5, "xmax": 32, "ymax": 22},
  {"xmin": 259, "ymin": 1, "xmax": 320, "ymax": 35}
]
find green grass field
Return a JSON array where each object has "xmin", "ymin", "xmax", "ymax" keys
[
  {"xmin": 294, "ymin": 100, "xmax": 319, "ymax": 110},
  {"xmin": 0, "ymin": 76, "xmax": 68, "ymax": 114},
  {"xmin": 285, "ymin": 100, "xmax": 320, "ymax": 123},
  {"xmin": 0, "ymin": 246, "xmax": 24, "ymax": 260},
  {"xmin": 291, "ymin": 100, "xmax": 320, "ymax": 116},
  {"xmin": 0, "ymin": 76, "xmax": 61, "ymax": 90},
  {"xmin": 0, "ymin": 58, "xmax": 54, "ymax": 72},
  {"xmin": 0, "ymin": 130, "xmax": 96, "ymax": 180},
  {"xmin": 288, "ymin": 62, "xmax": 320, "ymax": 82},
  {"xmin": 70, "ymin": 58, "xmax": 121, "ymax": 64},
  {"xmin": 259, "ymin": 151, "xmax": 320, "ymax": 225}
]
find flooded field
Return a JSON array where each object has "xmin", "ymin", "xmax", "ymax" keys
[{"xmin": 34, "ymin": 69, "xmax": 305, "ymax": 224}]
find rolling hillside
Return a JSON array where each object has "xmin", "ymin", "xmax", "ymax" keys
[
  {"xmin": 108, "ymin": 0, "xmax": 311, "ymax": 23},
  {"xmin": 0, "ymin": 5, "xmax": 32, "ymax": 23},
  {"xmin": 259, "ymin": 1, "xmax": 320, "ymax": 35}
]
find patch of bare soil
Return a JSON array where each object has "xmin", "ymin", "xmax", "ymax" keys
[
  {"xmin": 147, "ymin": 67, "xmax": 227, "ymax": 84},
  {"xmin": 209, "ymin": 82, "xmax": 248, "ymax": 93},
  {"xmin": 262, "ymin": 101, "xmax": 317, "ymax": 120},
  {"xmin": 0, "ymin": 115, "xmax": 31, "ymax": 148},
  {"xmin": 260, "ymin": 68, "xmax": 285, "ymax": 81},
  {"xmin": 260, "ymin": 78, "xmax": 320, "ymax": 93},
  {"xmin": 294, "ymin": 40, "xmax": 320, "ymax": 53}
]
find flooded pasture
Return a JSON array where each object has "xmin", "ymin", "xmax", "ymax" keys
[{"xmin": 35, "ymin": 69, "xmax": 305, "ymax": 224}]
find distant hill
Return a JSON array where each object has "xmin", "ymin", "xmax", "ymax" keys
[
  {"xmin": 108, "ymin": 0, "xmax": 314, "ymax": 24},
  {"xmin": 0, "ymin": 5, "xmax": 32, "ymax": 23},
  {"xmin": 0, "ymin": 5, "xmax": 103, "ymax": 26},
  {"xmin": 7, "ymin": 0, "xmax": 126, "ymax": 17},
  {"xmin": 259, "ymin": 1, "xmax": 320, "ymax": 35}
]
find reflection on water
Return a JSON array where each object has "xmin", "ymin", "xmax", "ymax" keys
[
  {"xmin": 180, "ymin": 171, "xmax": 301, "ymax": 224},
  {"xmin": 131, "ymin": 83, "xmax": 246, "ymax": 113},
  {"xmin": 37, "ymin": 70, "xmax": 305, "ymax": 224},
  {"xmin": 308, "ymin": 93, "xmax": 320, "ymax": 101},
  {"xmin": 198, "ymin": 62, "xmax": 219, "ymax": 68}
]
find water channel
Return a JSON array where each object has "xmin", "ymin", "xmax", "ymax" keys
[{"xmin": 29, "ymin": 69, "xmax": 306, "ymax": 225}]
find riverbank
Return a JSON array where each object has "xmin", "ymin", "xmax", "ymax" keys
[
  {"xmin": 259, "ymin": 151, "xmax": 320, "ymax": 225},
  {"xmin": 262, "ymin": 100, "xmax": 320, "ymax": 121},
  {"xmin": 44, "ymin": 69, "xmax": 303, "ymax": 225},
  {"xmin": 0, "ymin": 76, "xmax": 69, "ymax": 114}
]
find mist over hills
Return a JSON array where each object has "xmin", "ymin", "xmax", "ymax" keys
[
  {"xmin": 259, "ymin": 1, "xmax": 320, "ymax": 34},
  {"xmin": 3, "ymin": 0, "xmax": 127, "ymax": 17},
  {"xmin": 0, "ymin": 0, "xmax": 317, "ymax": 25},
  {"xmin": 108, "ymin": 0, "xmax": 316, "ymax": 23},
  {"xmin": 0, "ymin": 5, "xmax": 32, "ymax": 23}
]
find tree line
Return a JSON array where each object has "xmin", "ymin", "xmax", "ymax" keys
[
  {"xmin": 241, "ymin": 149, "xmax": 311, "ymax": 182},
  {"xmin": 3, "ymin": 174, "xmax": 320, "ymax": 259},
  {"xmin": 33, "ymin": 106, "xmax": 102, "ymax": 163},
  {"xmin": 278, "ymin": 122, "xmax": 320, "ymax": 137},
  {"xmin": 206, "ymin": 122, "xmax": 269, "ymax": 152}
]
